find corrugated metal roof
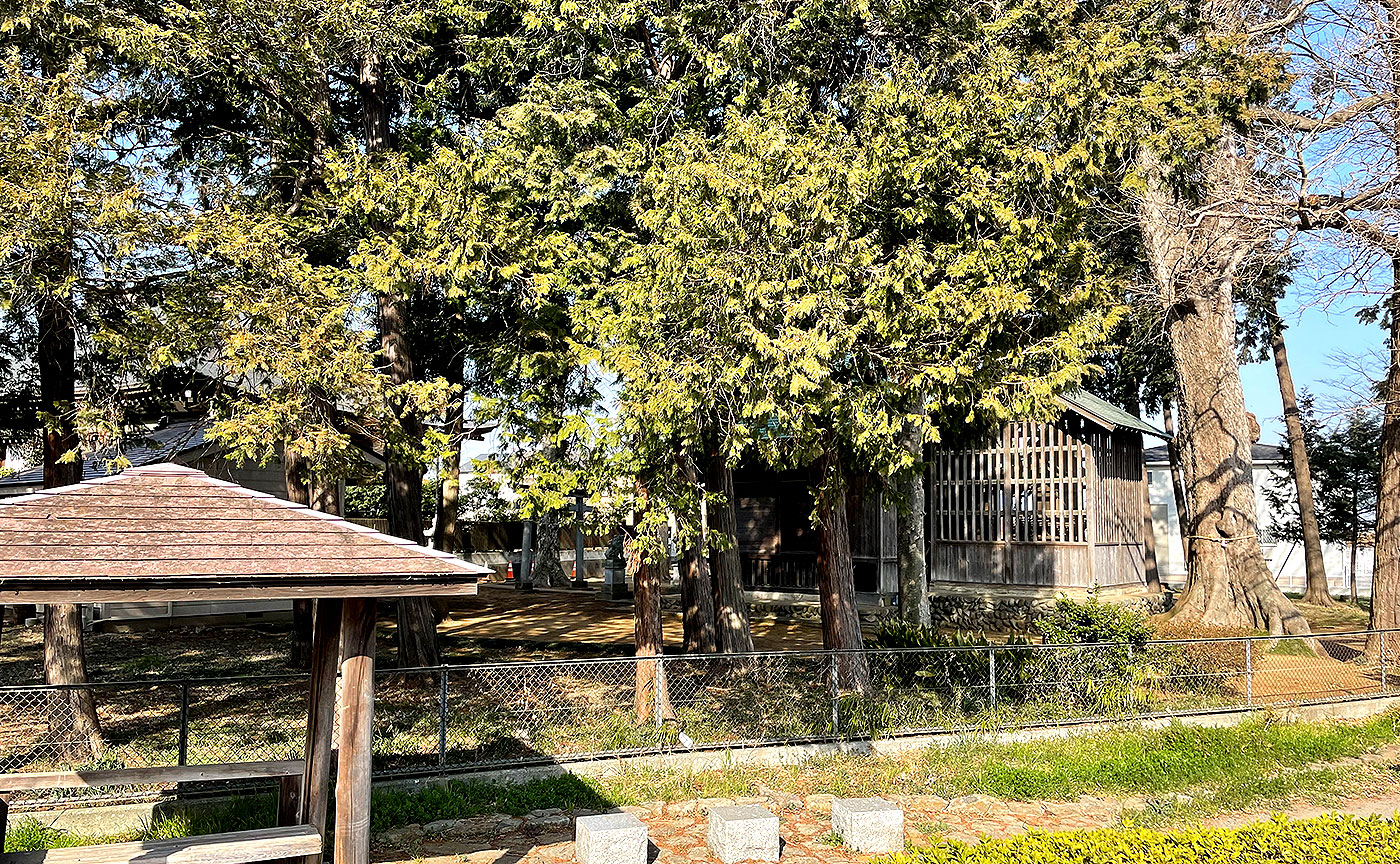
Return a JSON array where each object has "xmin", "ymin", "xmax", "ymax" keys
[
  {"xmin": 0, "ymin": 463, "xmax": 486, "ymax": 602},
  {"xmin": 1057, "ymin": 390, "xmax": 1171, "ymax": 440}
]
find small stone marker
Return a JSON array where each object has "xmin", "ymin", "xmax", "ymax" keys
[
  {"xmin": 707, "ymin": 804, "xmax": 780, "ymax": 863},
  {"xmin": 831, "ymin": 797, "xmax": 904, "ymax": 854},
  {"xmin": 575, "ymin": 813, "xmax": 649, "ymax": 864}
]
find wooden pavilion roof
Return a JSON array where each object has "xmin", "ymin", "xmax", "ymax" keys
[{"xmin": 0, "ymin": 463, "xmax": 486, "ymax": 603}]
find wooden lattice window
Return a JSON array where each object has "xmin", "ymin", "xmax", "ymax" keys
[{"xmin": 930, "ymin": 420, "xmax": 1090, "ymax": 545}]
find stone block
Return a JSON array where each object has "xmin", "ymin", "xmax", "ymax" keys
[
  {"xmin": 707, "ymin": 805, "xmax": 779, "ymax": 863},
  {"xmin": 831, "ymin": 798, "xmax": 903, "ymax": 854},
  {"xmin": 575, "ymin": 813, "xmax": 648, "ymax": 864}
]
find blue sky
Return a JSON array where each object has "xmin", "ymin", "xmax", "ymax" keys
[{"xmin": 1238, "ymin": 282, "xmax": 1385, "ymax": 444}]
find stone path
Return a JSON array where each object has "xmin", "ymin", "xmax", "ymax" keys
[{"xmin": 372, "ymin": 790, "xmax": 1140, "ymax": 864}]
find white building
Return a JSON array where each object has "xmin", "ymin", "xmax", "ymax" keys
[{"xmin": 1145, "ymin": 444, "xmax": 1374, "ymax": 598}]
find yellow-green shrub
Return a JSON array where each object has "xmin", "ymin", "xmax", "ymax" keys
[{"xmin": 886, "ymin": 814, "xmax": 1400, "ymax": 863}]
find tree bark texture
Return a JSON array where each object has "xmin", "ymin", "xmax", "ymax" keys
[
  {"xmin": 707, "ymin": 455, "xmax": 754, "ymax": 654},
  {"xmin": 44, "ymin": 604, "xmax": 103, "ymax": 759},
  {"xmin": 1138, "ymin": 146, "xmax": 1308, "ymax": 635},
  {"xmin": 533, "ymin": 510, "xmax": 569, "ymax": 587},
  {"xmin": 1369, "ymin": 266, "xmax": 1400, "ymax": 651},
  {"xmin": 632, "ymin": 519, "xmax": 673, "ymax": 722},
  {"xmin": 680, "ymin": 542, "xmax": 718, "ymax": 653},
  {"xmin": 815, "ymin": 452, "xmax": 870, "ymax": 690},
  {"xmin": 678, "ymin": 452, "xmax": 718, "ymax": 653},
  {"xmin": 895, "ymin": 438, "xmax": 931, "ymax": 627},
  {"xmin": 1271, "ymin": 313, "xmax": 1335, "ymax": 606}
]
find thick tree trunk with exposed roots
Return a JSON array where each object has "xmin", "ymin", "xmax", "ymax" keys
[
  {"xmin": 1164, "ymin": 292, "xmax": 1309, "ymax": 634},
  {"xmin": 1271, "ymin": 314, "xmax": 1335, "ymax": 606},
  {"xmin": 1138, "ymin": 145, "xmax": 1309, "ymax": 635},
  {"xmin": 815, "ymin": 452, "xmax": 869, "ymax": 691},
  {"xmin": 707, "ymin": 455, "xmax": 754, "ymax": 653},
  {"xmin": 1369, "ymin": 271, "xmax": 1400, "ymax": 653}
]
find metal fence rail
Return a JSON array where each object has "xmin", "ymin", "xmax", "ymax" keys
[{"xmin": 2, "ymin": 630, "xmax": 1397, "ymax": 800}]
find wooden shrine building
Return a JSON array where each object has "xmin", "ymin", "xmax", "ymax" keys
[
  {"xmin": 0, "ymin": 464, "xmax": 487, "ymax": 864},
  {"xmin": 730, "ymin": 390, "xmax": 1168, "ymax": 602},
  {"xmin": 926, "ymin": 390, "xmax": 1169, "ymax": 592}
]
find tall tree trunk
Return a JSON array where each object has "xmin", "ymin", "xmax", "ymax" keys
[
  {"xmin": 362, "ymin": 53, "xmax": 438, "ymax": 668},
  {"xmin": 1138, "ymin": 145, "xmax": 1309, "ymax": 635},
  {"xmin": 680, "ymin": 543, "xmax": 718, "ymax": 653},
  {"xmin": 707, "ymin": 453, "xmax": 754, "ymax": 653},
  {"xmin": 678, "ymin": 452, "xmax": 718, "ymax": 653},
  {"xmin": 1369, "ymin": 266, "xmax": 1400, "ymax": 652},
  {"xmin": 432, "ymin": 394, "xmax": 463, "ymax": 555},
  {"xmin": 896, "ymin": 434, "xmax": 931, "ymax": 628},
  {"xmin": 284, "ymin": 443, "xmax": 314, "ymax": 671},
  {"xmin": 1163, "ymin": 400, "xmax": 1191, "ymax": 572},
  {"xmin": 44, "ymin": 604, "xmax": 103, "ymax": 759},
  {"xmin": 815, "ymin": 451, "xmax": 869, "ymax": 690},
  {"xmin": 633, "ymin": 516, "xmax": 673, "ymax": 722},
  {"xmin": 1142, "ymin": 470, "xmax": 1163, "ymax": 593},
  {"xmin": 1271, "ymin": 309, "xmax": 1335, "ymax": 606},
  {"xmin": 38, "ymin": 292, "xmax": 103, "ymax": 758}
]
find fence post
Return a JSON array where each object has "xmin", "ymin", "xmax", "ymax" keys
[
  {"xmin": 1125, "ymin": 644, "xmax": 1135, "ymax": 715},
  {"xmin": 988, "ymin": 647, "xmax": 997, "ymax": 710},
  {"xmin": 1382, "ymin": 634, "xmax": 1389, "ymax": 693},
  {"xmin": 654, "ymin": 656, "xmax": 665, "ymax": 728},
  {"xmin": 830, "ymin": 653, "xmax": 840, "ymax": 734},
  {"xmin": 177, "ymin": 682, "xmax": 190, "ymax": 766},
  {"xmin": 438, "ymin": 667, "xmax": 449, "ymax": 768},
  {"xmin": 1245, "ymin": 639, "xmax": 1253, "ymax": 707}
]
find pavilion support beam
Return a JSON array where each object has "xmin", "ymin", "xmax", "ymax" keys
[
  {"xmin": 333, "ymin": 599, "xmax": 376, "ymax": 864},
  {"xmin": 300, "ymin": 599, "xmax": 342, "ymax": 864}
]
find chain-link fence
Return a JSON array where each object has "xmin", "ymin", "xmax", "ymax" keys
[{"xmin": 2, "ymin": 630, "xmax": 1397, "ymax": 799}]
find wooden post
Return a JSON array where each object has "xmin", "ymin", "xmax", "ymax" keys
[
  {"xmin": 300, "ymin": 599, "xmax": 342, "ymax": 864},
  {"xmin": 334, "ymin": 599, "xmax": 376, "ymax": 864}
]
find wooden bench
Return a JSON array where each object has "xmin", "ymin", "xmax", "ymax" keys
[{"xmin": 0, "ymin": 761, "xmax": 320, "ymax": 864}]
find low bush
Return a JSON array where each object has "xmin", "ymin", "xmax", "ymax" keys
[
  {"xmin": 886, "ymin": 814, "xmax": 1400, "ymax": 864},
  {"xmin": 1146, "ymin": 620, "xmax": 1251, "ymax": 695}
]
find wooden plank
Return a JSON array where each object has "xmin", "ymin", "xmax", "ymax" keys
[
  {"xmin": 0, "ymin": 761, "xmax": 305, "ymax": 792},
  {"xmin": 299, "ymin": 600, "xmax": 342, "ymax": 864},
  {"xmin": 0, "ymin": 825, "xmax": 322, "ymax": 864},
  {"xmin": 334, "ymin": 599, "xmax": 376, "ymax": 864}
]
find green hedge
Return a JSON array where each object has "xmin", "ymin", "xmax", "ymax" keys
[{"xmin": 887, "ymin": 815, "xmax": 1400, "ymax": 863}]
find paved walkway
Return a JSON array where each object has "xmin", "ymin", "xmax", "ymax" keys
[
  {"xmin": 371, "ymin": 790, "xmax": 1127, "ymax": 864},
  {"xmin": 370, "ymin": 756, "xmax": 1400, "ymax": 864}
]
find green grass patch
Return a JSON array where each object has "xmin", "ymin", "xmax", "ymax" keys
[
  {"xmin": 887, "ymin": 814, "xmax": 1400, "ymax": 863},
  {"xmin": 370, "ymin": 774, "xmax": 614, "ymax": 832}
]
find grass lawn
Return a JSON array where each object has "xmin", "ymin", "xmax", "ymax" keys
[
  {"xmin": 367, "ymin": 710, "xmax": 1400, "ymax": 831},
  {"xmin": 8, "ymin": 710, "xmax": 1400, "ymax": 853}
]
